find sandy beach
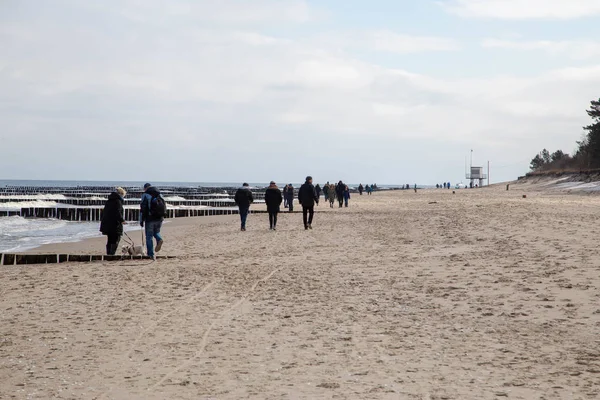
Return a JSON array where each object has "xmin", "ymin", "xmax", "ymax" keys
[{"xmin": 1, "ymin": 183, "xmax": 600, "ymax": 399}]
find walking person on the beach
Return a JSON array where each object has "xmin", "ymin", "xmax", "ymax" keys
[
  {"xmin": 315, "ymin": 184, "xmax": 322, "ymax": 204},
  {"xmin": 359, "ymin": 184, "xmax": 364, "ymax": 195},
  {"xmin": 283, "ymin": 184, "xmax": 289, "ymax": 208},
  {"xmin": 323, "ymin": 182, "xmax": 330, "ymax": 202},
  {"xmin": 327, "ymin": 183, "xmax": 336, "ymax": 208},
  {"xmin": 234, "ymin": 183, "xmax": 254, "ymax": 231},
  {"xmin": 100, "ymin": 187, "xmax": 127, "ymax": 255},
  {"xmin": 140, "ymin": 183, "xmax": 166, "ymax": 258},
  {"xmin": 336, "ymin": 181, "xmax": 345, "ymax": 208},
  {"xmin": 298, "ymin": 176, "xmax": 318, "ymax": 230},
  {"xmin": 265, "ymin": 181, "xmax": 282, "ymax": 230},
  {"xmin": 343, "ymin": 185, "xmax": 351, "ymax": 207},
  {"xmin": 286, "ymin": 184, "xmax": 294, "ymax": 212}
]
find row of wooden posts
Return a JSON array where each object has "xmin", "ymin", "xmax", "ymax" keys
[
  {"xmin": 0, "ymin": 206, "xmax": 295, "ymax": 222},
  {"xmin": 0, "ymin": 253, "xmax": 176, "ymax": 265}
]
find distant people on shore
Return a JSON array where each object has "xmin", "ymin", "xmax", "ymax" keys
[
  {"xmin": 140, "ymin": 183, "xmax": 166, "ymax": 258},
  {"xmin": 335, "ymin": 181, "xmax": 345, "ymax": 208},
  {"xmin": 298, "ymin": 176, "xmax": 318, "ymax": 230},
  {"xmin": 265, "ymin": 181, "xmax": 282, "ymax": 231},
  {"xmin": 100, "ymin": 187, "xmax": 126, "ymax": 255},
  {"xmin": 234, "ymin": 183, "xmax": 254, "ymax": 231},
  {"xmin": 343, "ymin": 185, "xmax": 351, "ymax": 207},
  {"xmin": 286, "ymin": 184, "xmax": 294, "ymax": 212},
  {"xmin": 414, "ymin": 184, "xmax": 417, "ymax": 193},
  {"xmin": 358, "ymin": 184, "xmax": 364, "ymax": 195}
]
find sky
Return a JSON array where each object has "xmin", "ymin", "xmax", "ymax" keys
[{"xmin": 1, "ymin": 0, "xmax": 600, "ymax": 185}]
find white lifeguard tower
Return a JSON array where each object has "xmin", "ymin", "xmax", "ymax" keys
[{"xmin": 467, "ymin": 166, "xmax": 487, "ymax": 188}]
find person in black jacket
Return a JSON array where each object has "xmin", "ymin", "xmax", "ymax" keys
[
  {"xmin": 264, "ymin": 181, "xmax": 283, "ymax": 230},
  {"xmin": 286, "ymin": 184, "xmax": 294, "ymax": 212},
  {"xmin": 234, "ymin": 183, "xmax": 254, "ymax": 231},
  {"xmin": 100, "ymin": 187, "xmax": 126, "ymax": 255},
  {"xmin": 298, "ymin": 176, "xmax": 318, "ymax": 230},
  {"xmin": 335, "ymin": 181, "xmax": 345, "ymax": 208},
  {"xmin": 315, "ymin": 184, "xmax": 322, "ymax": 204}
]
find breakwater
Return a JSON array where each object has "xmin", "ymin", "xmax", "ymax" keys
[{"xmin": 0, "ymin": 185, "xmax": 274, "ymax": 222}]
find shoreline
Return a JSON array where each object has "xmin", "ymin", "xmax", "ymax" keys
[{"xmin": 23, "ymin": 215, "xmax": 239, "ymax": 255}]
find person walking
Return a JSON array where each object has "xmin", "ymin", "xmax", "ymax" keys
[
  {"xmin": 100, "ymin": 187, "xmax": 126, "ymax": 255},
  {"xmin": 327, "ymin": 183, "xmax": 336, "ymax": 208},
  {"xmin": 286, "ymin": 184, "xmax": 294, "ymax": 212},
  {"xmin": 343, "ymin": 185, "xmax": 351, "ymax": 207},
  {"xmin": 315, "ymin": 184, "xmax": 322, "ymax": 204},
  {"xmin": 323, "ymin": 182, "xmax": 330, "ymax": 202},
  {"xmin": 265, "ymin": 181, "xmax": 282, "ymax": 230},
  {"xmin": 140, "ymin": 183, "xmax": 166, "ymax": 258},
  {"xmin": 336, "ymin": 181, "xmax": 345, "ymax": 208},
  {"xmin": 358, "ymin": 184, "xmax": 364, "ymax": 195},
  {"xmin": 298, "ymin": 176, "xmax": 318, "ymax": 230},
  {"xmin": 234, "ymin": 183, "xmax": 254, "ymax": 231},
  {"xmin": 283, "ymin": 184, "xmax": 289, "ymax": 208}
]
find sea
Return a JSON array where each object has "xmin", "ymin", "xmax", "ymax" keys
[{"xmin": 0, "ymin": 179, "xmax": 417, "ymax": 253}]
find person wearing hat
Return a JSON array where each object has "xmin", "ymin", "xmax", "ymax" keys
[
  {"xmin": 264, "ymin": 181, "xmax": 283, "ymax": 230},
  {"xmin": 234, "ymin": 183, "xmax": 254, "ymax": 231},
  {"xmin": 140, "ymin": 183, "xmax": 165, "ymax": 258},
  {"xmin": 298, "ymin": 176, "xmax": 319, "ymax": 230},
  {"xmin": 100, "ymin": 187, "xmax": 127, "ymax": 255}
]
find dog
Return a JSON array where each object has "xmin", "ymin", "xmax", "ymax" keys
[{"xmin": 122, "ymin": 244, "xmax": 145, "ymax": 257}]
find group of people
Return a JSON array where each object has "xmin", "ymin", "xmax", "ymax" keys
[
  {"xmin": 100, "ymin": 183, "xmax": 166, "ymax": 258},
  {"xmin": 322, "ymin": 181, "xmax": 351, "ymax": 208},
  {"xmin": 235, "ymin": 176, "xmax": 319, "ymax": 231},
  {"xmin": 358, "ymin": 184, "xmax": 375, "ymax": 195},
  {"xmin": 235, "ymin": 177, "xmax": 367, "ymax": 231},
  {"xmin": 436, "ymin": 182, "xmax": 452, "ymax": 189}
]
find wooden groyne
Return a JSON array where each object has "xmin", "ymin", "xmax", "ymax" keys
[
  {"xmin": 0, "ymin": 253, "xmax": 176, "ymax": 265},
  {"xmin": 0, "ymin": 186, "xmax": 269, "ymax": 200},
  {"xmin": 0, "ymin": 206, "xmax": 299, "ymax": 222}
]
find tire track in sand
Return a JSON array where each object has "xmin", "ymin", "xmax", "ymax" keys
[
  {"xmin": 125, "ymin": 280, "xmax": 217, "ymax": 359},
  {"xmin": 148, "ymin": 266, "xmax": 281, "ymax": 391}
]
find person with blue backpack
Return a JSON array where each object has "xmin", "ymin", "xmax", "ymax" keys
[{"xmin": 140, "ymin": 183, "xmax": 166, "ymax": 258}]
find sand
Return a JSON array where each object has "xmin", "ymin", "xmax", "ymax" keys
[{"xmin": 1, "ymin": 183, "xmax": 600, "ymax": 399}]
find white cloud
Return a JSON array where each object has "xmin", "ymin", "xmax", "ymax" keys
[
  {"xmin": 0, "ymin": 0, "xmax": 597, "ymax": 183},
  {"xmin": 442, "ymin": 0, "xmax": 600, "ymax": 19},
  {"xmin": 482, "ymin": 38, "xmax": 600, "ymax": 59},
  {"xmin": 367, "ymin": 31, "xmax": 460, "ymax": 53}
]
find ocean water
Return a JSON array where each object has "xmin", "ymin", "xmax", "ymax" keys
[{"xmin": 0, "ymin": 216, "xmax": 143, "ymax": 253}]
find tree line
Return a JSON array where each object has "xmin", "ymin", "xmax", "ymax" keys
[{"xmin": 530, "ymin": 98, "xmax": 600, "ymax": 172}]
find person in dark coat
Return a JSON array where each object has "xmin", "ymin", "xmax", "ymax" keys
[
  {"xmin": 264, "ymin": 181, "xmax": 283, "ymax": 230},
  {"xmin": 343, "ymin": 185, "xmax": 351, "ymax": 207},
  {"xmin": 315, "ymin": 184, "xmax": 322, "ymax": 204},
  {"xmin": 358, "ymin": 184, "xmax": 364, "ymax": 195},
  {"xmin": 234, "ymin": 183, "xmax": 254, "ymax": 231},
  {"xmin": 100, "ymin": 187, "xmax": 126, "ymax": 255},
  {"xmin": 335, "ymin": 181, "xmax": 345, "ymax": 208},
  {"xmin": 298, "ymin": 176, "xmax": 318, "ymax": 230},
  {"xmin": 283, "ymin": 185, "xmax": 289, "ymax": 208},
  {"xmin": 323, "ymin": 182, "xmax": 330, "ymax": 202},
  {"xmin": 286, "ymin": 184, "xmax": 295, "ymax": 212}
]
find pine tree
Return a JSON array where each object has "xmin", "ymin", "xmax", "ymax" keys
[{"xmin": 583, "ymin": 98, "xmax": 600, "ymax": 168}]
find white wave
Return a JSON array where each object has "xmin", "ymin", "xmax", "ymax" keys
[
  {"xmin": 0, "ymin": 200, "xmax": 60, "ymax": 210},
  {"xmin": 0, "ymin": 194, "xmax": 68, "ymax": 200}
]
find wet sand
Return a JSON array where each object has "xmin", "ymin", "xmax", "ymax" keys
[{"xmin": 1, "ymin": 183, "xmax": 600, "ymax": 399}]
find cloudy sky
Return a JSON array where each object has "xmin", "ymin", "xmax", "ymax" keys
[{"xmin": 1, "ymin": 0, "xmax": 599, "ymax": 185}]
